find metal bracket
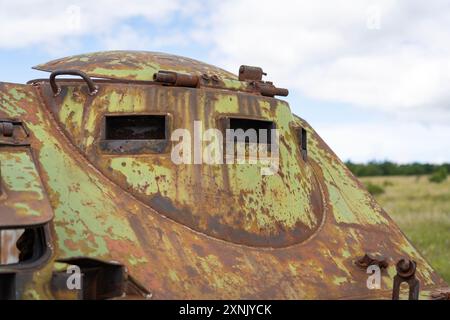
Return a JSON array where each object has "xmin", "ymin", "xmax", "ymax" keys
[
  {"xmin": 392, "ymin": 259, "xmax": 420, "ymax": 300},
  {"xmin": 0, "ymin": 120, "xmax": 30, "ymax": 146},
  {"xmin": 356, "ymin": 253, "xmax": 388, "ymax": 269}
]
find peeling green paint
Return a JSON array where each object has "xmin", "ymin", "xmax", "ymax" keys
[{"xmin": 0, "ymin": 150, "xmax": 44, "ymax": 199}]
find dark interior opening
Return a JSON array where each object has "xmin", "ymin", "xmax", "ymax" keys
[
  {"xmin": 229, "ymin": 118, "xmax": 274, "ymax": 144},
  {"xmin": 0, "ymin": 273, "xmax": 16, "ymax": 300},
  {"xmin": 57, "ymin": 258, "xmax": 126, "ymax": 300},
  {"xmin": 105, "ymin": 115, "xmax": 166, "ymax": 140},
  {"xmin": 300, "ymin": 127, "xmax": 307, "ymax": 160}
]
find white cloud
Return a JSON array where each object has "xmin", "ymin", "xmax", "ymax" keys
[
  {"xmin": 100, "ymin": 25, "xmax": 191, "ymax": 51},
  {"xmin": 189, "ymin": 0, "xmax": 450, "ymax": 162},
  {"xmin": 3, "ymin": 0, "xmax": 449, "ymax": 123},
  {"xmin": 0, "ymin": 0, "xmax": 199, "ymax": 53},
  {"xmin": 196, "ymin": 0, "xmax": 450, "ymax": 123},
  {"xmin": 100, "ymin": 26, "xmax": 152, "ymax": 51}
]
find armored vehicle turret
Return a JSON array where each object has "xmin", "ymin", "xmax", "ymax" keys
[{"xmin": 0, "ymin": 51, "xmax": 447, "ymax": 299}]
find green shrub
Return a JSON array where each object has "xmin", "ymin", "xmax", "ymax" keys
[
  {"xmin": 345, "ymin": 161, "xmax": 450, "ymax": 177},
  {"xmin": 365, "ymin": 182, "xmax": 385, "ymax": 195},
  {"xmin": 429, "ymin": 167, "xmax": 448, "ymax": 184},
  {"xmin": 383, "ymin": 180, "xmax": 394, "ymax": 187}
]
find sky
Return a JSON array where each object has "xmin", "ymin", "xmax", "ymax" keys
[{"xmin": 0, "ymin": 0, "xmax": 449, "ymax": 163}]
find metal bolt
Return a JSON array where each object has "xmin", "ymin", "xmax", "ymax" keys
[
  {"xmin": 211, "ymin": 75, "xmax": 220, "ymax": 83},
  {"xmin": 396, "ymin": 258, "xmax": 415, "ymax": 278}
]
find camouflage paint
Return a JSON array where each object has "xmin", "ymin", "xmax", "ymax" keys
[
  {"xmin": 0, "ymin": 52, "xmax": 448, "ymax": 299},
  {"xmin": 33, "ymin": 51, "xmax": 238, "ymax": 82},
  {"xmin": 0, "ymin": 146, "xmax": 53, "ymax": 227}
]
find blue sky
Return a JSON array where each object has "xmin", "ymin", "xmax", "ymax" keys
[{"xmin": 1, "ymin": 0, "xmax": 449, "ymax": 163}]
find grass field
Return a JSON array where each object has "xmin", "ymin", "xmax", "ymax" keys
[{"xmin": 360, "ymin": 175, "xmax": 450, "ymax": 284}]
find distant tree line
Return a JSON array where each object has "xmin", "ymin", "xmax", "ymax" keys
[{"xmin": 345, "ymin": 161, "xmax": 450, "ymax": 177}]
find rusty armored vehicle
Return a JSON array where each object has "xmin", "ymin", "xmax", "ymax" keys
[{"xmin": 0, "ymin": 51, "xmax": 448, "ymax": 300}]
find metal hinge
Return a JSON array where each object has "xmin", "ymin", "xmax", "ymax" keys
[{"xmin": 239, "ymin": 65, "xmax": 289, "ymax": 97}]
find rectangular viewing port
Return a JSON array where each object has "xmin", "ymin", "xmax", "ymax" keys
[
  {"xmin": 105, "ymin": 115, "xmax": 166, "ymax": 140},
  {"xmin": 101, "ymin": 115, "xmax": 169, "ymax": 154},
  {"xmin": 228, "ymin": 118, "xmax": 275, "ymax": 144}
]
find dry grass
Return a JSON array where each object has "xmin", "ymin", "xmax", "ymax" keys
[{"xmin": 360, "ymin": 175, "xmax": 450, "ymax": 283}]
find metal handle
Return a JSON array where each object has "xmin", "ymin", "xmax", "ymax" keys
[{"xmin": 50, "ymin": 70, "xmax": 98, "ymax": 97}]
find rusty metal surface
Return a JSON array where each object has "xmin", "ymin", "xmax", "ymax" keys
[
  {"xmin": 153, "ymin": 70, "xmax": 200, "ymax": 88},
  {"xmin": 0, "ymin": 145, "xmax": 54, "ymax": 228},
  {"xmin": 0, "ymin": 51, "xmax": 448, "ymax": 299},
  {"xmin": 431, "ymin": 288, "xmax": 450, "ymax": 300},
  {"xmin": 33, "ymin": 51, "xmax": 288, "ymax": 98},
  {"xmin": 255, "ymin": 81, "xmax": 289, "ymax": 97},
  {"xmin": 392, "ymin": 259, "xmax": 420, "ymax": 300},
  {"xmin": 33, "ymin": 51, "xmax": 238, "ymax": 81},
  {"xmin": 239, "ymin": 65, "xmax": 266, "ymax": 81},
  {"xmin": 38, "ymin": 82, "xmax": 324, "ymax": 248}
]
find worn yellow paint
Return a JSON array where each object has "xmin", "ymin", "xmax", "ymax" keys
[
  {"xmin": 107, "ymin": 89, "xmax": 147, "ymax": 113},
  {"xmin": 222, "ymin": 79, "xmax": 245, "ymax": 90},
  {"xmin": 53, "ymin": 262, "xmax": 70, "ymax": 272},
  {"xmin": 333, "ymin": 276, "xmax": 348, "ymax": 285},
  {"xmin": 214, "ymin": 94, "xmax": 240, "ymax": 113},
  {"xmin": 299, "ymin": 117, "xmax": 389, "ymax": 227}
]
